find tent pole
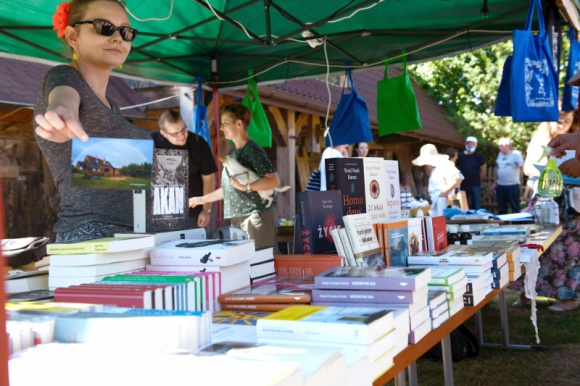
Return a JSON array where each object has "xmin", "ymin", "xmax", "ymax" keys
[
  {"xmin": 0, "ymin": 175, "xmax": 10, "ymax": 386},
  {"xmin": 212, "ymin": 83, "xmax": 222, "ymax": 228}
]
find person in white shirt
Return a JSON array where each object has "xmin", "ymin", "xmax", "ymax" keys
[
  {"xmin": 412, "ymin": 144, "xmax": 463, "ymax": 216},
  {"xmin": 319, "ymin": 144, "xmax": 348, "ymax": 191},
  {"xmin": 492, "ymin": 137, "xmax": 524, "ymax": 214}
]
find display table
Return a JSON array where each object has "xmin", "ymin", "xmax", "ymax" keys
[{"xmin": 373, "ymin": 225, "xmax": 563, "ymax": 386}]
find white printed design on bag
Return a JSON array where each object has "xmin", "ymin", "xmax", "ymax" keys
[{"xmin": 524, "ymin": 58, "xmax": 555, "ymax": 108}]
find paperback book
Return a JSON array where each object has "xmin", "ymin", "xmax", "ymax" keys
[
  {"xmin": 312, "ymin": 287, "xmax": 428, "ymax": 304},
  {"xmin": 325, "ymin": 157, "xmax": 366, "ymax": 216},
  {"xmin": 384, "ymin": 160, "xmax": 402, "ymax": 221},
  {"xmin": 342, "ymin": 213, "xmax": 382, "ymax": 266},
  {"xmin": 274, "ymin": 254, "xmax": 342, "ymax": 278},
  {"xmin": 314, "ymin": 266, "xmax": 431, "ymax": 291},
  {"xmin": 362, "ymin": 157, "xmax": 389, "ymax": 223},
  {"xmin": 296, "ymin": 190, "xmax": 345, "ymax": 255},
  {"xmin": 46, "ymin": 236, "xmax": 156, "ymax": 255},
  {"xmin": 149, "ymin": 239, "xmax": 255, "ymax": 267}
]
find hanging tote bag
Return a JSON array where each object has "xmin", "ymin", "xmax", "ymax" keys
[
  {"xmin": 325, "ymin": 68, "xmax": 373, "ymax": 147},
  {"xmin": 494, "ymin": 55, "xmax": 513, "ymax": 116},
  {"xmin": 376, "ymin": 55, "xmax": 422, "ymax": 136},
  {"xmin": 562, "ymin": 29, "xmax": 580, "ymax": 112},
  {"xmin": 510, "ymin": 0, "xmax": 559, "ymax": 122},
  {"xmin": 241, "ymin": 70, "xmax": 273, "ymax": 148},
  {"xmin": 193, "ymin": 76, "xmax": 211, "ymax": 146}
]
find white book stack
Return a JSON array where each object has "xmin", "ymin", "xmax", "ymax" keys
[
  {"xmin": 147, "ymin": 239, "xmax": 255, "ymax": 294},
  {"xmin": 428, "ymin": 290, "xmax": 449, "ymax": 329},
  {"xmin": 249, "ymin": 246, "xmax": 275, "ymax": 283},
  {"xmin": 448, "ymin": 297, "xmax": 464, "ymax": 317},
  {"xmin": 47, "ymin": 237, "xmax": 156, "ymax": 290},
  {"xmin": 464, "ymin": 274, "xmax": 487, "ymax": 306}
]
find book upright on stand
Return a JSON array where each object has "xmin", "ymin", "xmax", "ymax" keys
[
  {"xmin": 325, "ymin": 157, "xmax": 366, "ymax": 216},
  {"xmin": 362, "ymin": 157, "xmax": 389, "ymax": 223},
  {"xmin": 342, "ymin": 213, "xmax": 382, "ymax": 267},
  {"xmin": 296, "ymin": 190, "xmax": 345, "ymax": 255},
  {"xmin": 384, "ymin": 160, "xmax": 402, "ymax": 221}
]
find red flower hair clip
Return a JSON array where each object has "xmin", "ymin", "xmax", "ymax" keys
[{"xmin": 52, "ymin": 1, "xmax": 71, "ymax": 38}]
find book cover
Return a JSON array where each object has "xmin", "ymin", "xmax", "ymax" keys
[
  {"xmin": 427, "ymin": 290, "xmax": 448, "ymax": 310},
  {"xmin": 325, "ymin": 157, "xmax": 366, "ymax": 216},
  {"xmin": 46, "ymin": 236, "xmax": 156, "ymax": 255},
  {"xmin": 219, "ymin": 303, "xmax": 304, "ymax": 312},
  {"xmin": 342, "ymin": 213, "xmax": 381, "ymax": 266},
  {"xmin": 314, "ymin": 266, "xmax": 431, "ymax": 291},
  {"xmin": 428, "ymin": 276, "xmax": 468, "ymax": 294},
  {"xmin": 465, "ymin": 274, "xmax": 485, "ymax": 295},
  {"xmin": 386, "ymin": 220, "xmax": 409, "ymax": 267},
  {"xmin": 273, "ymin": 254, "xmax": 342, "ymax": 278},
  {"xmin": 296, "ymin": 190, "xmax": 345, "ymax": 255},
  {"xmin": 408, "ymin": 250, "xmax": 493, "ymax": 266},
  {"xmin": 147, "ymin": 148, "xmax": 189, "ymax": 232},
  {"xmin": 329, "ymin": 228, "xmax": 347, "ymax": 263},
  {"xmin": 406, "ymin": 218, "xmax": 423, "ymax": 256},
  {"xmin": 362, "ymin": 157, "xmax": 388, "ymax": 223},
  {"xmin": 384, "ymin": 160, "xmax": 402, "ymax": 221},
  {"xmin": 149, "ymin": 239, "xmax": 255, "ymax": 267},
  {"xmin": 5, "ymin": 271, "xmax": 49, "ymax": 294},
  {"xmin": 218, "ymin": 281, "xmax": 314, "ymax": 304},
  {"xmin": 482, "ymin": 226, "xmax": 530, "ymax": 236},
  {"xmin": 312, "ymin": 287, "xmax": 427, "ymax": 304},
  {"xmin": 256, "ymin": 305, "xmax": 393, "ymax": 345},
  {"xmin": 53, "ymin": 286, "xmax": 154, "ymax": 309},
  {"xmin": 425, "ymin": 216, "xmax": 448, "ymax": 251}
]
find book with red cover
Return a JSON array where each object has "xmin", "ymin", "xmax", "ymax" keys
[
  {"xmin": 53, "ymin": 286, "xmax": 154, "ymax": 309},
  {"xmin": 75, "ymin": 283, "xmax": 171, "ymax": 310},
  {"xmin": 425, "ymin": 216, "xmax": 448, "ymax": 251},
  {"xmin": 274, "ymin": 254, "xmax": 342, "ymax": 278}
]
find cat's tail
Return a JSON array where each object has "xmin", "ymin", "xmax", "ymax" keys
[{"xmin": 274, "ymin": 186, "xmax": 291, "ymax": 193}]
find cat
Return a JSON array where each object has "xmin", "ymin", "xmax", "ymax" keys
[{"xmin": 220, "ymin": 154, "xmax": 291, "ymax": 208}]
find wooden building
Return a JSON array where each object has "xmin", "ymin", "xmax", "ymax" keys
[{"xmin": 0, "ymin": 57, "xmax": 463, "ymax": 239}]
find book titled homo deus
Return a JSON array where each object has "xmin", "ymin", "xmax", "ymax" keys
[
  {"xmin": 325, "ymin": 158, "xmax": 366, "ymax": 216},
  {"xmin": 296, "ymin": 191, "xmax": 345, "ymax": 255}
]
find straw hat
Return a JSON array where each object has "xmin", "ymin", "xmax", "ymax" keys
[{"xmin": 412, "ymin": 144, "xmax": 449, "ymax": 166}]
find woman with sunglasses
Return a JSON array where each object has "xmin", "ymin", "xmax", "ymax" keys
[{"xmin": 34, "ymin": 0, "xmax": 149, "ymax": 243}]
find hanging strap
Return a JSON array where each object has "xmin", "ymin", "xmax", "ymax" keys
[
  {"xmin": 195, "ymin": 76, "xmax": 203, "ymax": 106},
  {"xmin": 245, "ymin": 69, "xmax": 258, "ymax": 102},
  {"xmin": 524, "ymin": 0, "xmax": 545, "ymax": 34},
  {"xmin": 383, "ymin": 51, "xmax": 407, "ymax": 80}
]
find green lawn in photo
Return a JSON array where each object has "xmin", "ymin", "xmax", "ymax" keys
[{"xmin": 71, "ymin": 173, "xmax": 151, "ymax": 190}]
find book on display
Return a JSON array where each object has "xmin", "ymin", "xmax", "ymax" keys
[
  {"xmin": 149, "ymin": 239, "xmax": 255, "ymax": 267},
  {"xmin": 274, "ymin": 254, "xmax": 342, "ymax": 278},
  {"xmin": 362, "ymin": 157, "xmax": 389, "ymax": 223},
  {"xmin": 312, "ymin": 286, "xmax": 428, "ymax": 304},
  {"xmin": 48, "ymin": 248, "xmax": 149, "ymax": 267},
  {"xmin": 314, "ymin": 266, "xmax": 431, "ymax": 291},
  {"xmin": 342, "ymin": 213, "xmax": 381, "ymax": 265},
  {"xmin": 428, "ymin": 276, "xmax": 468, "ymax": 294},
  {"xmin": 217, "ymin": 281, "xmax": 314, "ymax": 304},
  {"xmin": 429, "ymin": 267, "xmax": 465, "ymax": 285},
  {"xmin": 325, "ymin": 157, "xmax": 366, "ymax": 216},
  {"xmin": 48, "ymin": 258, "xmax": 148, "ymax": 277},
  {"xmin": 46, "ymin": 236, "xmax": 156, "ymax": 255},
  {"xmin": 409, "ymin": 250, "xmax": 493, "ymax": 266},
  {"xmin": 256, "ymin": 305, "xmax": 394, "ymax": 345}
]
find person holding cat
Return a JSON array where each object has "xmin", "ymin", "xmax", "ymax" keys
[{"xmin": 189, "ymin": 103, "xmax": 280, "ymax": 248}]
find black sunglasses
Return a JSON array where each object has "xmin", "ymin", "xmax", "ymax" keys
[{"xmin": 73, "ymin": 19, "xmax": 137, "ymax": 42}]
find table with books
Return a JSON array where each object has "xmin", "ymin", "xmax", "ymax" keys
[{"xmin": 373, "ymin": 225, "xmax": 563, "ymax": 386}]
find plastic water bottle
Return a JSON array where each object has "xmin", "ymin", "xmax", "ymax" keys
[
  {"xmin": 533, "ymin": 196, "xmax": 559, "ymax": 226},
  {"xmin": 537, "ymin": 157, "xmax": 563, "ymax": 197}
]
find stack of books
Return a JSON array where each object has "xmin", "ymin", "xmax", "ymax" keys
[
  {"xmin": 472, "ymin": 238, "xmax": 522, "ymax": 282},
  {"xmin": 464, "ymin": 273, "xmax": 487, "ymax": 306},
  {"xmin": 331, "ymin": 213, "xmax": 383, "ymax": 268},
  {"xmin": 211, "ymin": 310, "xmax": 267, "ymax": 343},
  {"xmin": 147, "ymin": 239, "xmax": 255, "ymax": 294},
  {"xmin": 428, "ymin": 290, "xmax": 449, "ymax": 329},
  {"xmin": 256, "ymin": 304, "xmax": 396, "ymax": 381},
  {"xmin": 274, "ymin": 254, "xmax": 342, "ymax": 279},
  {"xmin": 428, "ymin": 267, "xmax": 468, "ymax": 312},
  {"xmin": 217, "ymin": 276, "xmax": 314, "ymax": 312},
  {"xmin": 311, "ymin": 266, "xmax": 432, "ymax": 345},
  {"xmin": 249, "ymin": 246, "xmax": 275, "ymax": 284},
  {"xmin": 46, "ymin": 235, "xmax": 156, "ymax": 289}
]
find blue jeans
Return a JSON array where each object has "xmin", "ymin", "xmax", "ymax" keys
[
  {"xmin": 497, "ymin": 184, "xmax": 520, "ymax": 214},
  {"xmin": 463, "ymin": 186, "xmax": 482, "ymax": 210}
]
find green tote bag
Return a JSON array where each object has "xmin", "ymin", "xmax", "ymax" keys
[
  {"xmin": 376, "ymin": 57, "xmax": 422, "ymax": 136},
  {"xmin": 241, "ymin": 72, "xmax": 273, "ymax": 148}
]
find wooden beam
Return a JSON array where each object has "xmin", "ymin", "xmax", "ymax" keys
[
  {"xmin": 268, "ymin": 106, "xmax": 288, "ymax": 147},
  {"xmin": 0, "ymin": 121, "xmax": 34, "ymax": 140}
]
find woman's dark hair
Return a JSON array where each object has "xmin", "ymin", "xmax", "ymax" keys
[
  {"xmin": 352, "ymin": 142, "xmax": 367, "ymax": 157},
  {"xmin": 219, "ymin": 104, "xmax": 252, "ymax": 128},
  {"xmin": 444, "ymin": 147, "xmax": 458, "ymax": 160}
]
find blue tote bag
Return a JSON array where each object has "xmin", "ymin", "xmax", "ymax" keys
[
  {"xmin": 325, "ymin": 68, "xmax": 373, "ymax": 147},
  {"xmin": 510, "ymin": 0, "xmax": 559, "ymax": 122},
  {"xmin": 193, "ymin": 76, "xmax": 211, "ymax": 146},
  {"xmin": 563, "ymin": 29, "xmax": 580, "ymax": 112},
  {"xmin": 494, "ymin": 55, "xmax": 513, "ymax": 116}
]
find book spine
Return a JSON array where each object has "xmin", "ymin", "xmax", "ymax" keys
[
  {"xmin": 312, "ymin": 289, "xmax": 418, "ymax": 304},
  {"xmin": 217, "ymin": 293, "xmax": 311, "ymax": 304},
  {"xmin": 297, "ymin": 193, "xmax": 315, "ymax": 254},
  {"xmin": 338, "ymin": 228, "xmax": 357, "ymax": 267},
  {"xmin": 220, "ymin": 303, "xmax": 302, "ymax": 312},
  {"xmin": 429, "ymin": 277, "xmax": 452, "ymax": 285},
  {"xmin": 374, "ymin": 223, "xmax": 385, "ymax": 264},
  {"xmin": 274, "ymin": 257, "xmax": 342, "ymax": 278},
  {"xmin": 382, "ymin": 223, "xmax": 391, "ymax": 267},
  {"xmin": 329, "ymin": 228, "xmax": 346, "ymax": 264},
  {"xmin": 342, "ymin": 217, "xmax": 366, "ymax": 267}
]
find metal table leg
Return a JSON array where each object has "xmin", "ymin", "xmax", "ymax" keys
[
  {"xmin": 474, "ymin": 309, "xmax": 484, "ymax": 345},
  {"xmin": 441, "ymin": 335, "xmax": 454, "ymax": 386},
  {"xmin": 407, "ymin": 361, "xmax": 418, "ymax": 386},
  {"xmin": 394, "ymin": 371, "xmax": 406, "ymax": 386}
]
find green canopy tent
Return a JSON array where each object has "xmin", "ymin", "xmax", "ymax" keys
[{"xmin": 1, "ymin": 0, "xmax": 576, "ymax": 87}]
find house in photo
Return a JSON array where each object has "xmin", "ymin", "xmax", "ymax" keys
[{"xmin": 76, "ymin": 155, "xmax": 119, "ymax": 178}]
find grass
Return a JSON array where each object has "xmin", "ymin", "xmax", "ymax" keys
[
  {"xmin": 383, "ymin": 289, "xmax": 580, "ymax": 385},
  {"xmin": 70, "ymin": 173, "xmax": 151, "ymax": 190}
]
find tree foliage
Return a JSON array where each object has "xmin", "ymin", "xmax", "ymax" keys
[{"xmin": 409, "ymin": 40, "xmax": 569, "ymax": 165}]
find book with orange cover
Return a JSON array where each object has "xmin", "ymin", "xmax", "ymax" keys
[
  {"xmin": 218, "ymin": 280, "xmax": 315, "ymax": 304},
  {"xmin": 274, "ymin": 254, "xmax": 342, "ymax": 278},
  {"xmin": 219, "ymin": 303, "xmax": 307, "ymax": 312}
]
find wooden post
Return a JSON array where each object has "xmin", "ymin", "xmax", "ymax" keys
[{"xmin": 0, "ymin": 176, "xmax": 10, "ymax": 386}]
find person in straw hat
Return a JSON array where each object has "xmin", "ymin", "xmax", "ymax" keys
[{"xmin": 413, "ymin": 144, "xmax": 463, "ymax": 216}]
